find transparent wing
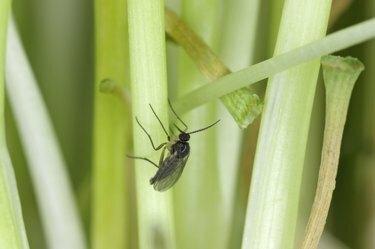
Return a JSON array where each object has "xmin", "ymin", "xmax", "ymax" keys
[{"xmin": 150, "ymin": 152, "xmax": 189, "ymax": 192}]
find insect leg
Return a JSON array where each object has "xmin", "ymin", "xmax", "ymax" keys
[
  {"xmin": 127, "ymin": 155, "xmax": 159, "ymax": 168},
  {"xmin": 135, "ymin": 117, "xmax": 167, "ymax": 150},
  {"xmin": 148, "ymin": 104, "xmax": 170, "ymax": 139},
  {"xmin": 168, "ymin": 99, "xmax": 188, "ymax": 131}
]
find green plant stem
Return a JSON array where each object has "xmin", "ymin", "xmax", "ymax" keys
[
  {"xmin": 217, "ymin": 0, "xmax": 260, "ymax": 246},
  {"xmin": 127, "ymin": 1, "xmax": 176, "ymax": 248},
  {"xmin": 174, "ymin": 18, "xmax": 375, "ymax": 113},
  {"xmin": 220, "ymin": 0, "xmax": 260, "ymax": 70},
  {"xmin": 301, "ymin": 56, "xmax": 364, "ymax": 249},
  {"xmin": 92, "ymin": 0, "xmax": 129, "ymax": 248},
  {"xmin": 241, "ymin": 0, "xmax": 332, "ymax": 248},
  {"xmin": 173, "ymin": 1, "xmax": 224, "ymax": 249},
  {"xmin": 165, "ymin": 8, "xmax": 261, "ymax": 128},
  {"xmin": 0, "ymin": 2, "xmax": 29, "ymax": 248},
  {"xmin": 6, "ymin": 18, "xmax": 86, "ymax": 249}
]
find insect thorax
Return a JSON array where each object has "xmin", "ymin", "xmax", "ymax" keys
[{"xmin": 171, "ymin": 141, "xmax": 190, "ymax": 158}]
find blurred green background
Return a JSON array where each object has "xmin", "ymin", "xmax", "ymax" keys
[
  {"xmin": 4, "ymin": 0, "xmax": 375, "ymax": 248},
  {"xmin": 8, "ymin": 0, "xmax": 93, "ymax": 248}
]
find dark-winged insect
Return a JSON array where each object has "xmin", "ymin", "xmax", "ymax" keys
[{"xmin": 127, "ymin": 100, "xmax": 220, "ymax": 192}]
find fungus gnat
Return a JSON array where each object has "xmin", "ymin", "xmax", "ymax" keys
[{"xmin": 127, "ymin": 100, "xmax": 220, "ymax": 192}]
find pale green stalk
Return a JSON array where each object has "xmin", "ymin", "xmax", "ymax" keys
[
  {"xmin": 217, "ymin": 0, "xmax": 260, "ymax": 245},
  {"xmin": 220, "ymin": 0, "xmax": 260, "ymax": 70},
  {"xmin": 0, "ymin": 1, "xmax": 29, "ymax": 248},
  {"xmin": 174, "ymin": 18, "xmax": 375, "ymax": 113},
  {"xmin": 301, "ymin": 55, "xmax": 364, "ymax": 249},
  {"xmin": 6, "ymin": 19, "xmax": 86, "ymax": 249},
  {"xmin": 92, "ymin": 0, "xmax": 129, "ymax": 248},
  {"xmin": 173, "ymin": 1, "xmax": 224, "ymax": 249},
  {"xmin": 127, "ymin": 1, "xmax": 176, "ymax": 248},
  {"xmin": 241, "ymin": 0, "xmax": 332, "ymax": 248}
]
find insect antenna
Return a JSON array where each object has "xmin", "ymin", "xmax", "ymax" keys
[
  {"xmin": 168, "ymin": 99, "xmax": 188, "ymax": 131},
  {"xmin": 149, "ymin": 104, "xmax": 170, "ymax": 138},
  {"xmin": 188, "ymin": 119, "xmax": 220, "ymax": 135},
  {"xmin": 173, "ymin": 123, "xmax": 184, "ymax": 133}
]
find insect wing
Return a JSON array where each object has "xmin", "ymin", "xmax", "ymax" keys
[{"xmin": 151, "ymin": 153, "xmax": 189, "ymax": 191}]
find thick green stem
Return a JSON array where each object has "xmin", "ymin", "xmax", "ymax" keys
[
  {"xmin": 217, "ymin": 0, "xmax": 260, "ymax": 246},
  {"xmin": 301, "ymin": 56, "xmax": 364, "ymax": 249},
  {"xmin": 241, "ymin": 0, "xmax": 332, "ymax": 248},
  {"xmin": 92, "ymin": 0, "xmax": 129, "ymax": 248},
  {"xmin": 173, "ymin": 1, "xmax": 224, "ymax": 249},
  {"xmin": 127, "ymin": 0, "xmax": 176, "ymax": 248},
  {"xmin": 0, "ymin": 1, "xmax": 29, "ymax": 248}
]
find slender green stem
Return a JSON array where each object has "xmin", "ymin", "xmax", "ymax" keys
[
  {"xmin": 127, "ymin": 1, "xmax": 176, "ymax": 248},
  {"xmin": 217, "ymin": 0, "xmax": 260, "ymax": 246},
  {"xmin": 173, "ymin": 1, "xmax": 224, "ymax": 249},
  {"xmin": 220, "ymin": 0, "xmax": 260, "ymax": 70},
  {"xmin": 6, "ymin": 18, "xmax": 86, "ymax": 249},
  {"xmin": 0, "ymin": 1, "xmax": 29, "ymax": 248},
  {"xmin": 174, "ymin": 18, "xmax": 375, "ymax": 113},
  {"xmin": 301, "ymin": 56, "xmax": 364, "ymax": 249},
  {"xmin": 92, "ymin": 1, "xmax": 129, "ymax": 248},
  {"xmin": 241, "ymin": 0, "xmax": 332, "ymax": 248}
]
